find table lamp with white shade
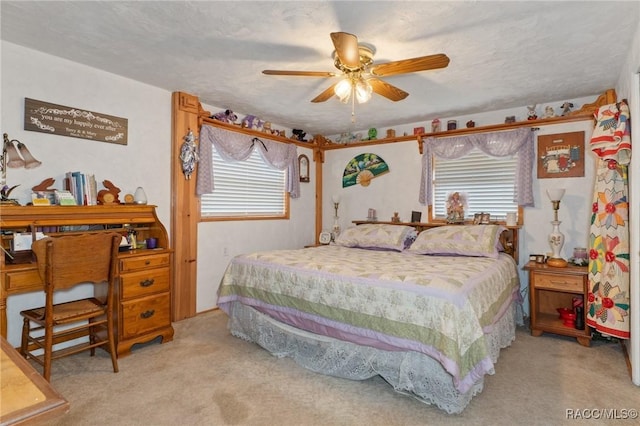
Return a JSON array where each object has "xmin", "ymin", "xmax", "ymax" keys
[{"xmin": 546, "ymin": 188, "xmax": 568, "ymax": 267}]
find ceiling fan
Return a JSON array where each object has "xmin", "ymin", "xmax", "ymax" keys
[{"xmin": 262, "ymin": 32, "xmax": 450, "ymax": 104}]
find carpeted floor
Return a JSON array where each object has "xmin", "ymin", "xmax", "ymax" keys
[{"xmin": 43, "ymin": 309, "xmax": 637, "ymax": 426}]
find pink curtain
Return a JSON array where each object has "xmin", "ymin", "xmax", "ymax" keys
[{"xmin": 586, "ymin": 100, "xmax": 631, "ymax": 339}]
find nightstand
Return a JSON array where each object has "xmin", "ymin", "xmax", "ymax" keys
[{"xmin": 524, "ymin": 261, "xmax": 591, "ymax": 347}]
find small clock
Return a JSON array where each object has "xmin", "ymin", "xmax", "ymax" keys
[{"xmin": 319, "ymin": 231, "xmax": 331, "ymax": 245}]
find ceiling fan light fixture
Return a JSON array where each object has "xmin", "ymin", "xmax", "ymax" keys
[
  {"xmin": 334, "ymin": 78, "xmax": 352, "ymax": 103},
  {"xmin": 355, "ymin": 78, "xmax": 372, "ymax": 103}
]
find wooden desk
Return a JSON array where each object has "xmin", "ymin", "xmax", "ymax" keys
[
  {"xmin": 1, "ymin": 205, "xmax": 174, "ymax": 356},
  {"xmin": 0, "ymin": 336, "xmax": 69, "ymax": 425}
]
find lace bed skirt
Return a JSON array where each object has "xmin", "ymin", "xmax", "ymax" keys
[{"xmin": 226, "ymin": 301, "xmax": 516, "ymax": 414}]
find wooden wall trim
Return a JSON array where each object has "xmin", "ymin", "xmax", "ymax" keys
[{"xmin": 170, "ymin": 92, "xmax": 199, "ymax": 321}]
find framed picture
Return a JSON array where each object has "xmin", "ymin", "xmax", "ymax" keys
[
  {"xmin": 480, "ymin": 213, "xmax": 491, "ymax": 224},
  {"xmin": 298, "ymin": 154, "xmax": 310, "ymax": 183},
  {"xmin": 411, "ymin": 211, "xmax": 422, "ymax": 223},
  {"xmin": 473, "ymin": 213, "xmax": 482, "ymax": 225},
  {"xmin": 537, "ymin": 131, "xmax": 585, "ymax": 178}
]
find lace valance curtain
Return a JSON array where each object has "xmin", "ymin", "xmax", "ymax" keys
[
  {"xmin": 419, "ymin": 127, "xmax": 535, "ymax": 207},
  {"xmin": 197, "ymin": 124, "xmax": 300, "ymax": 198}
]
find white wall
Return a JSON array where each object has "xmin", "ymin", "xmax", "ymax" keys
[{"xmin": 1, "ymin": 41, "xmax": 173, "ymax": 346}]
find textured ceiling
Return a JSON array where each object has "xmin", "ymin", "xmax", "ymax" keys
[{"xmin": 1, "ymin": 1, "xmax": 639, "ymax": 136}]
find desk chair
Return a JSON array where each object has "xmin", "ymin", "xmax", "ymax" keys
[{"xmin": 20, "ymin": 232, "xmax": 121, "ymax": 381}]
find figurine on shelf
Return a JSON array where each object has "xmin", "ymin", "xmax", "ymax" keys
[
  {"xmin": 542, "ymin": 106, "xmax": 556, "ymax": 118},
  {"xmin": 446, "ymin": 191, "xmax": 465, "ymax": 223},
  {"xmin": 560, "ymin": 102, "xmax": 574, "ymax": 116},
  {"xmin": 527, "ymin": 105, "xmax": 538, "ymax": 120},
  {"xmin": 391, "ymin": 212, "xmax": 401, "ymax": 223},
  {"xmin": 97, "ymin": 180, "xmax": 121, "ymax": 205}
]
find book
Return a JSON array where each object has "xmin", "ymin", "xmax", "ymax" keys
[{"xmin": 55, "ymin": 190, "xmax": 77, "ymax": 206}]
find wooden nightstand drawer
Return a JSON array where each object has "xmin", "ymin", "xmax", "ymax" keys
[
  {"xmin": 121, "ymin": 293, "xmax": 171, "ymax": 339},
  {"xmin": 524, "ymin": 261, "xmax": 590, "ymax": 346},
  {"xmin": 533, "ymin": 272, "xmax": 583, "ymax": 292},
  {"xmin": 120, "ymin": 268, "xmax": 170, "ymax": 299},
  {"xmin": 120, "ymin": 253, "xmax": 170, "ymax": 272}
]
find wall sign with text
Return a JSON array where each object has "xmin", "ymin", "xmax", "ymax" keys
[{"xmin": 24, "ymin": 98, "xmax": 128, "ymax": 145}]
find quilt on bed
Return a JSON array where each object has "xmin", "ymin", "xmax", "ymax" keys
[{"xmin": 217, "ymin": 245, "xmax": 519, "ymax": 393}]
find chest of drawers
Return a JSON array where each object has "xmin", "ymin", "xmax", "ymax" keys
[{"xmin": 116, "ymin": 251, "xmax": 173, "ymax": 356}]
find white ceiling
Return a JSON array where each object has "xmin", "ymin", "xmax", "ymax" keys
[{"xmin": 1, "ymin": 1, "xmax": 639, "ymax": 136}]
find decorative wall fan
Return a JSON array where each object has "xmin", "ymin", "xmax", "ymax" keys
[{"xmin": 263, "ymin": 32, "xmax": 450, "ymax": 104}]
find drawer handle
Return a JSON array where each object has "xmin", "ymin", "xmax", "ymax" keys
[
  {"xmin": 140, "ymin": 310, "xmax": 155, "ymax": 319},
  {"xmin": 139, "ymin": 278, "xmax": 155, "ymax": 287},
  {"xmin": 145, "ymin": 260, "xmax": 151, "ymax": 265}
]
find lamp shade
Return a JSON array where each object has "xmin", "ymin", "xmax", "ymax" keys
[
  {"xmin": 334, "ymin": 79, "xmax": 351, "ymax": 103},
  {"xmin": 4, "ymin": 141, "xmax": 25, "ymax": 168},
  {"xmin": 17, "ymin": 143, "xmax": 42, "ymax": 169},
  {"xmin": 355, "ymin": 78, "xmax": 372, "ymax": 103},
  {"xmin": 546, "ymin": 188, "xmax": 565, "ymax": 202}
]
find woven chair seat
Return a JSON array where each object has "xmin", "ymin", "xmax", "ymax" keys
[{"xmin": 22, "ymin": 298, "xmax": 106, "ymax": 324}]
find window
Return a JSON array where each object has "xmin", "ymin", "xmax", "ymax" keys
[
  {"xmin": 200, "ymin": 147, "xmax": 288, "ymax": 219},
  {"xmin": 432, "ymin": 148, "xmax": 518, "ymax": 221}
]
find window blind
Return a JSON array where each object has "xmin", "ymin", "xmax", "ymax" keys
[
  {"xmin": 433, "ymin": 149, "xmax": 518, "ymax": 220},
  {"xmin": 200, "ymin": 148, "xmax": 286, "ymax": 217}
]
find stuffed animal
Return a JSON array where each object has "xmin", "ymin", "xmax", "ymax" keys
[
  {"xmin": 241, "ymin": 115, "xmax": 264, "ymax": 131},
  {"xmin": 210, "ymin": 109, "xmax": 238, "ymax": 123},
  {"xmin": 292, "ymin": 129, "xmax": 306, "ymax": 141},
  {"xmin": 560, "ymin": 102, "xmax": 574, "ymax": 116},
  {"xmin": 527, "ymin": 105, "xmax": 538, "ymax": 120},
  {"xmin": 542, "ymin": 106, "xmax": 556, "ymax": 118}
]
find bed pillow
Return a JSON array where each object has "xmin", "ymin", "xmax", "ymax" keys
[
  {"xmin": 407, "ymin": 224, "xmax": 505, "ymax": 258},
  {"xmin": 334, "ymin": 224, "xmax": 418, "ymax": 251}
]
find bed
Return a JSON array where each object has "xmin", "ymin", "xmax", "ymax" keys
[{"xmin": 217, "ymin": 223, "xmax": 521, "ymax": 413}]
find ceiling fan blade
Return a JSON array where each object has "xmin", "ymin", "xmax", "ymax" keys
[
  {"xmin": 330, "ymin": 32, "xmax": 360, "ymax": 69},
  {"xmin": 263, "ymin": 70, "xmax": 337, "ymax": 77},
  {"xmin": 370, "ymin": 54, "xmax": 450, "ymax": 77},
  {"xmin": 368, "ymin": 78, "xmax": 409, "ymax": 102},
  {"xmin": 311, "ymin": 83, "xmax": 339, "ymax": 103}
]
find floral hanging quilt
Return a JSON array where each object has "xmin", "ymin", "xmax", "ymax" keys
[{"xmin": 586, "ymin": 101, "xmax": 631, "ymax": 339}]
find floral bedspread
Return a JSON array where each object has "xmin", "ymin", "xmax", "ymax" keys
[{"xmin": 217, "ymin": 245, "xmax": 519, "ymax": 392}]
